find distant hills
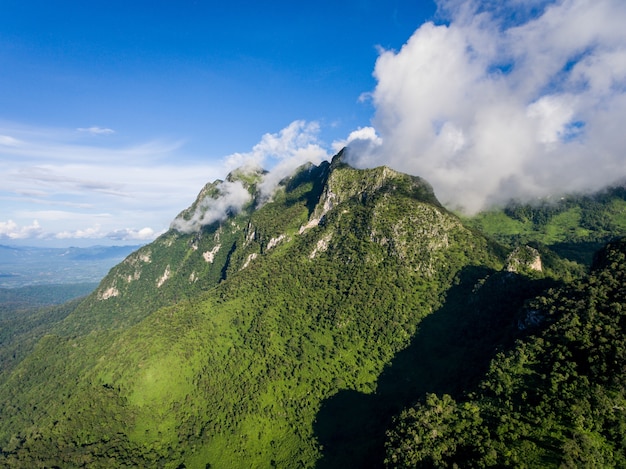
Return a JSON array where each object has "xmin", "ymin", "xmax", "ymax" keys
[
  {"xmin": 0, "ymin": 244, "xmax": 142, "ymax": 288},
  {"xmin": 1, "ymin": 152, "xmax": 626, "ymax": 468}
]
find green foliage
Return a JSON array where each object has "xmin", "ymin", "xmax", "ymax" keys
[
  {"xmin": 385, "ymin": 238, "xmax": 626, "ymax": 468},
  {"xmin": 0, "ymin": 285, "xmax": 92, "ymax": 386},
  {"xmin": 386, "ymin": 394, "xmax": 491, "ymax": 468},
  {"xmin": 0, "ymin": 283, "xmax": 96, "ymax": 316},
  {"xmin": 5, "ymin": 158, "xmax": 624, "ymax": 468},
  {"xmin": 464, "ymin": 186, "xmax": 626, "ymax": 268},
  {"xmin": 0, "ymin": 298, "xmax": 83, "ymax": 386}
]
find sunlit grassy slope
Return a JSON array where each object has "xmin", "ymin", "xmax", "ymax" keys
[{"xmin": 463, "ymin": 187, "xmax": 626, "ymax": 266}]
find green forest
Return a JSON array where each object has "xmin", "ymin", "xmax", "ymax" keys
[
  {"xmin": 386, "ymin": 238, "xmax": 626, "ymax": 467},
  {"xmin": 1, "ymin": 156, "xmax": 626, "ymax": 468}
]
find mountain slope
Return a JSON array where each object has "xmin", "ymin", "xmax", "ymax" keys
[
  {"xmin": 385, "ymin": 237, "xmax": 626, "ymax": 468},
  {"xmin": 0, "ymin": 154, "xmax": 515, "ymax": 468},
  {"xmin": 464, "ymin": 186, "xmax": 626, "ymax": 267}
]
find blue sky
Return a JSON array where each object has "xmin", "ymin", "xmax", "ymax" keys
[
  {"xmin": 0, "ymin": 1, "xmax": 436, "ymax": 154},
  {"xmin": 0, "ymin": 0, "xmax": 436, "ymax": 246},
  {"xmin": 3, "ymin": 0, "xmax": 626, "ymax": 246}
]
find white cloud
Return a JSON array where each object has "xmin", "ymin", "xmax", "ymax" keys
[
  {"xmin": 332, "ymin": 126, "xmax": 382, "ymax": 154},
  {"xmin": 56, "ymin": 225, "xmax": 104, "ymax": 240},
  {"xmin": 526, "ymin": 95, "xmax": 576, "ymax": 144},
  {"xmin": 344, "ymin": 0, "xmax": 626, "ymax": 212},
  {"xmin": 225, "ymin": 120, "xmax": 327, "ymax": 170},
  {"xmin": 0, "ymin": 220, "xmax": 43, "ymax": 239},
  {"xmin": 77, "ymin": 126, "xmax": 115, "ymax": 135},
  {"xmin": 15, "ymin": 210, "xmax": 112, "ymax": 222},
  {"xmin": 0, "ymin": 218, "xmax": 160, "ymax": 243},
  {"xmin": 0, "ymin": 121, "xmax": 183, "ymax": 164},
  {"xmin": 106, "ymin": 227, "xmax": 161, "ymax": 241},
  {"xmin": 170, "ymin": 180, "xmax": 252, "ymax": 234},
  {"xmin": 225, "ymin": 120, "xmax": 329, "ymax": 200},
  {"xmin": 2, "ymin": 119, "xmax": 334, "ymax": 243},
  {"xmin": 0, "ymin": 121, "xmax": 224, "ymax": 244},
  {"xmin": 169, "ymin": 120, "xmax": 332, "ymax": 235},
  {"xmin": 0, "ymin": 135, "xmax": 21, "ymax": 146}
]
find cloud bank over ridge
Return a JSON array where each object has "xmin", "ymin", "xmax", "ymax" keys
[{"xmin": 345, "ymin": 0, "xmax": 626, "ymax": 212}]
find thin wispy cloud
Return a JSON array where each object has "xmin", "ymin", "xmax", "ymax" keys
[
  {"xmin": 77, "ymin": 126, "xmax": 115, "ymax": 135},
  {"xmin": 170, "ymin": 180, "xmax": 253, "ymax": 234},
  {"xmin": 0, "ymin": 135, "xmax": 21, "ymax": 146},
  {"xmin": 1, "ymin": 121, "xmax": 224, "ymax": 243},
  {"xmin": 53, "ymin": 225, "xmax": 160, "ymax": 241},
  {"xmin": 16, "ymin": 166, "xmax": 129, "ymax": 197},
  {"xmin": 2, "ymin": 120, "xmax": 334, "ymax": 243},
  {"xmin": 0, "ymin": 138, "xmax": 184, "ymax": 164},
  {"xmin": 345, "ymin": 0, "xmax": 626, "ymax": 213}
]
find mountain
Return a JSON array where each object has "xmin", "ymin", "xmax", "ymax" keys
[
  {"xmin": 0, "ymin": 152, "xmax": 512, "ymax": 468},
  {"xmin": 0, "ymin": 151, "xmax": 620, "ymax": 468}
]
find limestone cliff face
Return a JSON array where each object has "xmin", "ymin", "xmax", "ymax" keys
[{"xmin": 505, "ymin": 245, "xmax": 543, "ymax": 273}]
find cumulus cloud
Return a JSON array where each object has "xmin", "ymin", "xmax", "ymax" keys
[
  {"xmin": 170, "ymin": 120, "xmax": 332, "ymax": 235},
  {"xmin": 106, "ymin": 227, "xmax": 161, "ymax": 241},
  {"xmin": 225, "ymin": 120, "xmax": 329, "ymax": 199},
  {"xmin": 55, "ymin": 225, "xmax": 104, "ymax": 240},
  {"xmin": 0, "ymin": 220, "xmax": 44, "ymax": 239},
  {"xmin": 332, "ymin": 126, "xmax": 382, "ymax": 154},
  {"xmin": 170, "ymin": 180, "xmax": 252, "ymax": 234},
  {"xmin": 344, "ymin": 0, "xmax": 626, "ymax": 212}
]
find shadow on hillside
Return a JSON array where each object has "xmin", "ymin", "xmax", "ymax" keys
[
  {"xmin": 313, "ymin": 266, "xmax": 558, "ymax": 469},
  {"xmin": 549, "ymin": 240, "xmax": 607, "ymax": 267}
]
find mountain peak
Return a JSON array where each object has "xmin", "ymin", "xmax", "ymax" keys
[
  {"xmin": 330, "ymin": 147, "xmax": 348, "ymax": 168},
  {"xmin": 224, "ymin": 164, "xmax": 267, "ymax": 186}
]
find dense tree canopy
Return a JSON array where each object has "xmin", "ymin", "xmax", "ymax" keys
[{"xmin": 386, "ymin": 238, "xmax": 626, "ymax": 468}]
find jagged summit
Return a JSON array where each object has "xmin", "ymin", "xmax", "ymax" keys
[{"xmin": 171, "ymin": 151, "xmax": 440, "ymax": 237}]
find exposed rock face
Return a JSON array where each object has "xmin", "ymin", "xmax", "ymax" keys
[
  {"xmin": 98, "ymin": 286, "xmax": 119, "ymax": 300},
  {"xmin": 505, "ymin": 245, "xmax": 542, "ymax": 273},
  {"xmin": 203, "ymin": 245, "xmax": 221, "ymax": 263},
  {"xmin": 156, "ymin": 265, "xmax": 171, "ymax": 287}
]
